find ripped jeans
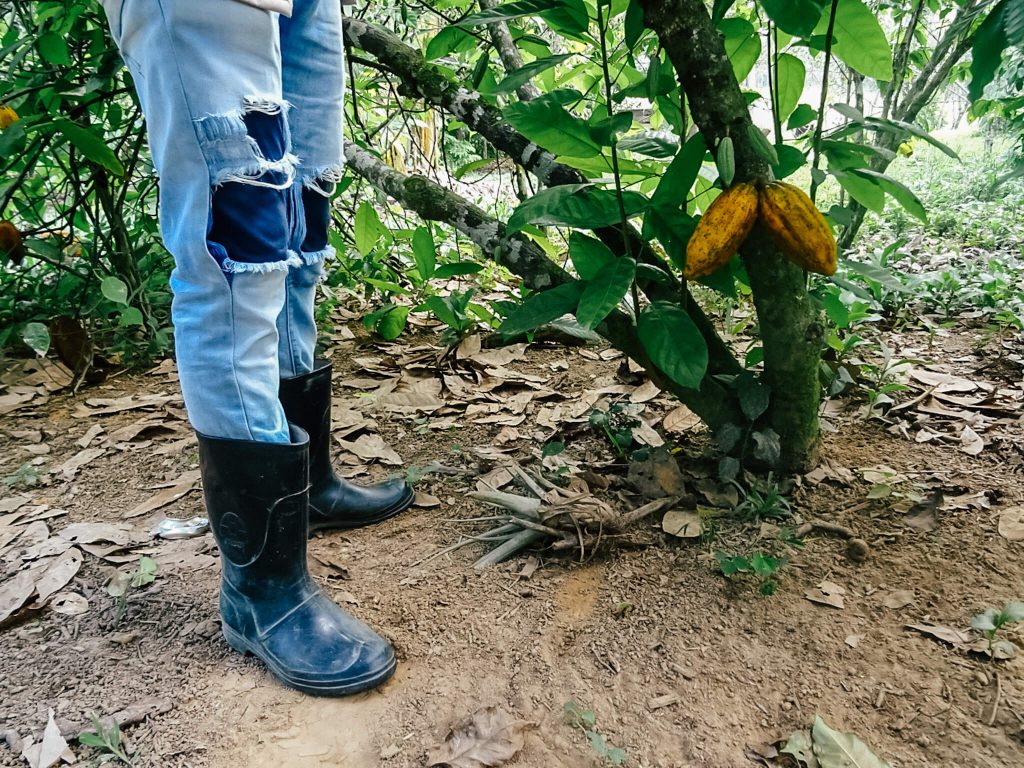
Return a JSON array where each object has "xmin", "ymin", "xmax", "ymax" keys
[{"xmin": 100, "ymin": 0, "xmax": 345, "ymax": 442}]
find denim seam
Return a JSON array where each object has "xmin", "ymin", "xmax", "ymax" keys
[{"xmin": 153, "ymin": 0, "xmax": 254, "ymax": 439}]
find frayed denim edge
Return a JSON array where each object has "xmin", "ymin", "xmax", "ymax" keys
[
  {"xmin": 221, "ymin": 250, "xmax": 303, "ymax": 275},
  {"xmin": 299, "ymin": 245, "xmax": 335, "ymax": 266},
  {"xmin": 300, "ymin": 164, "xmax": 345, "ymax": 197}
]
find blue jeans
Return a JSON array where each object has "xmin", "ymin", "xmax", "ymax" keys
[{"xmin": 100, "ymin": 0, "xmax": 345, "ymax": 442}]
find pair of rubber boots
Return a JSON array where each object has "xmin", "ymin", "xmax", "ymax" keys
[{"xmin": 196, "ymin": 360, "xmax": 413, "ymax": 696}]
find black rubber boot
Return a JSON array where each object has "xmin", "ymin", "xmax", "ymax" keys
[
  {"xmin": 197, "ymin": 426, "xmax": 396, "ymax": 696},
  {"xmin": 279, "ymin": 359, "xmax": 414, "ymax": 533}
]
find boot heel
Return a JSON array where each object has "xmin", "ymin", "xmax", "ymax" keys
[{"xmin": 222, "ymin": 624, "xmax": 252, "ymax": 656}]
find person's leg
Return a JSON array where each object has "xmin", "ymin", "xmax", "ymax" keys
[
  {"xmin": 277, "ymin": 0, "xmax": 413, "ymax": 530},
  {"xmin": 99, "ymin": 0, "xmax": 396, "ymax": 695},
  {"xmin": 276, "ymin": 0, "xmax": 346, "ymax": 378},
  {"xmin": 102, "ymin": 0, "xmax": 293, "ymax": 442}
]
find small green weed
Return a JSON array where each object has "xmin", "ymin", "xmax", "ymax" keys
[
  {"xmin": 730, "ymin": 473, "xmax": 791, "ymax": 522},
  {"xmin": 588, "ymin": 403, "xmax": 640, "ymax": 459},
  {"xmin": 563, "ymin": 701, "xmax": 627, "ymax": 765},
  {"xmin": 79, "ymin": 715, "xmax": 135, "ymax": 766},
  {"xmin": 971, "ymin": 601, "xmax": 1024, "ymax": 659},
  {"xmin": 715, "ymin": 550, "xmax": 787, "ymax": 596},
  {"xmin": 106, "ymin": 556, "xmax": 157, "ymax": 627}
]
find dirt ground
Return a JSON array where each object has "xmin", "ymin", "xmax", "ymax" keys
[{"xmin": 1, "ymin": 322, "xmax": 1022, "ymax": 768}]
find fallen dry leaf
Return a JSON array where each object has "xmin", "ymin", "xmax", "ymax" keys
[
  {"xmin": 881, "ymin": 590, "xmax": 915, "ymax": 610},
  {"xmin": 426, "ymin": 707, "xmax": 532, "ymax": 768},
  {"xmin": 662, "ymin": 510, "xmax": 702, "ymax": 538},
  {"xmin": 906, "ymin": 622, "xmax": 972, "ymax": 646},
  {"xmin": 125, "ymin": 470, "xmax": 201, "ymax": 518},
  {"xmin": 959, "ymin": 425, "xmax": 984, "ymax": 455},
  {"xmin": 805, "ymin": 580, "xmax": 846, "ymax": 609},
  {"xmin": 338, "ymin": 434, "xmax": 403, "ymax": 466},
  {"xmin": 0, "ymin": 570, "xmax": 35, "ymax": 625},
  {"xmin": 21, "ymin": 709, "xmax": 74, "ymax": 768},
  {"xmin": 49, "ymin": 592, "xmax": 89, "ymax": 616},
  {"xmin": 34, "ymin": 547, "xmax": 83, "ymax": 602},
  {"xmin": 662, "ymin": 405, "xmax": 702, "ymax": 434},
  {"xmin": 997, "ymin": 507, "xmax": 1024, "ymax": 541}
]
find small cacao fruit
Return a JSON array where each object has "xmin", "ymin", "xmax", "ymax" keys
[
  {"xmin": 684, "ymin": 182, "xmax": 758, "ymax": 279},
  {"xmin": 0, "ymin": 220, "xmax": 25, "ymax": 265},
  {"xmin": 747, "ymin": 123, "xmax": 779, "ymax": 167},
  {"xmin": 716, "ymin": 136, "xmax": 736, "ymax": 187},
  {"xmin": 758, "ymin": 182, "xmax": 837, "ymax": 276},
  {"xmin": 0, "ymin": 105, "xmax": 18, "ymax": 130}
]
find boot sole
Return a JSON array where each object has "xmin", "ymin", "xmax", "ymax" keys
[
  {"xmin": 222, "ymin": 625, "xmax": 397, "ymax": 696},
  {"xmin": 307, "ymin": 486, "xmax": 416, "ymax": 535}
]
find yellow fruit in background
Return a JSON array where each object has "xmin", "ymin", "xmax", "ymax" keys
[
  {"xmin": 0, "ymin": 105, "xmax": 18, "ymax": 129},
  {"xmin": 0, "ymin": 220, "xmax": 26, "ymax": 265},
  {"xmin": 684, "ymin": 182, "xmax": 758, "ymax": 279},
  {"xmin": 758, "ymin": 182, "xmax": 837, "ymax": 276}
]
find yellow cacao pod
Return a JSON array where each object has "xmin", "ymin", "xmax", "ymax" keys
[
  {"xmin": 0, "ymin": 105, "xmax": 17, "ymax": 129},
  {"xmin": 0, "ymin": 220, "xmax": 25, "ymax": 265},
  {"xmin": 758, "ymin": 182, "xmax": 837, "ymax": 276},
  {"xmin": 684, "ymin": 182, "xmax": 758, "ymax": 279}
]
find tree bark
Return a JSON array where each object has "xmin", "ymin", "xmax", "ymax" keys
[
  {"xmin": 638, "ymin": 0, "xmax": 824, "ymax": 470},
  {"xmin": 344, "ymin": 143, "xmax": 745, "ymax": 430}
]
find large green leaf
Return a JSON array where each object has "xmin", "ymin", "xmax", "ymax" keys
[
  {"xmin": 852, "ymin": 169, "xmax": 927, "ymax": 222},
  {"xmin": 651, "ymin": 133, "xmax": 707, "ymax": 210},
  {"xmin": 412, "ymin": 226, "xmax": 436, "ymax": 281},
  {"xmin": 424, "ymin": 25, "xmax": 476, "ymax": 60},
  {"xmin": 456, "ymin": 0, "xmax": 588, "ymax": 35},
  {"xmin": 816, "ymin": 0, "xmax": 893, "ymax": 80},
  {"xmin": 354, "ymin": 201, "xmax": 388, "ymax": 256},
  {"xmin": 494, "ymin": 54, "xmax": 574, "ymax": 94},
  {"xmin": 969, "ymin": 0, "xmax": 1010, "ymax": 101},
  {"xmin": 569, "ymin": 232, "xmax": 615, "ymax": 280},
  {"xmin": 506, "ymin": 184, "xmax": 647, "ymax": 230},
  {"xmin": 775, "ymin": 53, "xmax": 806, "ymax": 122},
  {"xmin": 831, "ymin": 169, "xmax": 885, "ymax": 212},
  {"xmin": 576, "ymin": 258, "xmax": 636, "ymax": 329},
  {"xmin": 55, "ymin": 121, "xmax": 124, "ymax": 176},
  {"xmin": 100, "ymin": 276, "xmax": 129, "ymax": 305},
  {"xmin": 759, "ymin": 0, "xmax": 828, "ymax": 37},
  {"xmin": 499, "ymin": 281, "xmax": 585, "ymax": 335},
  {"xmin": 505, "ymin": 99, "xmax": 600, "ymax": 158},
  {"xmin": 637, "ymin": 302, "xmax": 708, "ymax": 390},
  {"xmin": 720, "ymin": 18, "xmax": 761, "ymax": 82}
]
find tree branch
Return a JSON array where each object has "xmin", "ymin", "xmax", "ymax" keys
[{"xmin": 344, "ymin": 142, "xmax": 744, "ymax": 430}]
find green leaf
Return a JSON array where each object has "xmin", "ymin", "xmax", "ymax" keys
[
  {"xmin": 969, "ymin": 0, "xmax": 1010, "ymax": 102},
  {"xmin": 456, "ymin": 0, "xmax": 588, "ymax": 35},
  {"xmin": 636, "ymin": 302, "xmax": 708, "ymax": 389},
  {"xmin": 775, "ymin": 53, "xmax": 806, "ymax": 122},
  {"xmin": 424, "ymin": 25, "xmax": 476, "ymax": 60},
  {"xmin": 354, "ymin": 201, "xmax": 387, "ymax": 257},
  {"xmin": 424, "ymin": 295, "xmax": 460, "ymax": 328},
  {"xmin": 787, "ymin": 103, "xmax": 818, "ymax": 130},
  {"xmin": 816, "ymin": 0, "xmax": 893, "ymax": 80},
  {"xmin": 651, "ymin": 133, "xmax": 707, "ymax": 209},
  {"xmin": 499, "ymin": 281, "xmax": 585, "ymax": 335},
  {"xmin": 624, "ymin": 0, "xmax": 645, "ymax": 49},
  {"xmin": 735, "ymin": 373, "xmax": 770, "ymax": 421},
  {"xmin": 760, "ymin": 0, "xmax": 827, "ymax": 37},
  {"xmin": 569, "ymin": 232, "xmax": 615, "ymax": 280},
  {"xmin": 617, "ymin": 134, "xmax": 678, "ymax": 159},
  {"xmin": 506, "ymin": 184, "xmax": 647, "ymax": 231},
  {"xmin": 831, "ymin": 169, "xmax": 885, "ymax": 212},
  {"xmin": 38, "ymin": 32, "xmax": 70, "ymax": 66},
  {"xmin": 576, "ymin": 258, "xmax": 636, "ymax": 329},
  {"xmin": 55, "ymin": 121, "xmax": 125, "ymax": 176},
  {"xmin": 376, "ymin": 306, "xmax": 410, "ymax": 340},
  {"xmin": 720, "ymin": 18, "xmax": 761, "ymax": 82},
  {"xmin": 433, "ymin": 262, "xmax": 484, "ymax": 279},
  {"xmin": 119, "ymin": 307, "xmax": 145, "ymax": 327},
  {"xmin": 504, "ymin": 99, "xmax": 601, "ymax": 158},
  {"xmin": 21, "ymin": 322, "xmax": 50, "ymax": 357},
  {"xmin": 494, "ymin": 54, "xmax": 574, "ymax": 94},
  {"xmin": 852, "ymin": 169, "xmax": 927, "ymax": 222},
  {"xmin": 412, "ymin": 226, "xmax": 436, "ymax": 281},
  {"xmin": 101, "ymin": 276, "xmax": 129, "ymax": 305},
  {"xmin": 811, "ymin": 715, "xmax": 892, "ymax": 768}
]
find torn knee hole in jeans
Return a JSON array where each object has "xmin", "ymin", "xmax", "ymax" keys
[{"xmin": 198, "ymin": 96, "xmax": 301, "ymax": 274}]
